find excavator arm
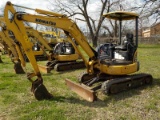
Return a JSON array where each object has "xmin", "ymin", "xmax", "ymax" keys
[
  {"xmin": 4, "ymin": 2, "xmax": 53, "ymax": 100},
  {"xmin": 0, "ymin": 18, "xmax": 25, "ymax": 73}
]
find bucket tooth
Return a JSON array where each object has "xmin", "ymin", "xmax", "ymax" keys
[
  {"xmin": 38, "ymin": 64, "xmax": 51, "ymax": 73},
  {"xmin": 65, "ymin": 79, "xmax": 96, "ymax": 102}
]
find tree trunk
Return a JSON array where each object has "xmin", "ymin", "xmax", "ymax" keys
[{"xmin": 92, "ymin": 36, "xmax": 98, "ymax": 47}]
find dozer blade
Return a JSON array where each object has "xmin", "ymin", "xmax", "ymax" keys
[
  {"xmin": 31, "ymin": 80, "xmax": 53, "ymax": 100},
  {"xmin": 14, "ymin": 62, "xmax": 25, "ymax": 74},
  {"xmin": 38, "ymin": 64, "xmax": 51, "ymax": 73},
  {"xmin": 65, "ymin": 79, "xmax": 96, "ymax": 102}
]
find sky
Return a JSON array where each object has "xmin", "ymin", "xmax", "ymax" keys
[
  {"xmin": 0, "ymin": 0, "xmax": 157, "ymax": 30},
  {"xmin": 0, "ymin": 0, "xmax": 144, "ymax": 19},
  {"xmin": 0, "ymin": 0, "xmax": 50, "ymax": 14},
  {"xmin": 0, "ymin": 0, "xmax": 101, "ymax": 29}
]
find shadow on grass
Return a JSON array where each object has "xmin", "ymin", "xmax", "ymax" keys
[{"xmin": 45, "ymin": 78, "xmax": 160, "ymax": 108}]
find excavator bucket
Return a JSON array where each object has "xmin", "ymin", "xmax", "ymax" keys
[
  {"xmin": 0, "ymin": 56, "xmax": 3, "ymax": 63},
  {"xmin": 14, "ymin": 62, "xmax": 25, "ymax": 74},
  {"xmin": 31, "ymin": 80, "xmax": 53, "ymax": 100},
  {"xmin": 65, "ymin": 79, "xmax": 96, "ymax": 102},
  {"xmin": 38, "ymin": 64, "xmax": 51, "ymax": 73}
]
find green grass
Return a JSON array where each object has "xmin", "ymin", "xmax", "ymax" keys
[{"xmin": 0, "ymin": 44, "xmax": 160, "ymax": 120}]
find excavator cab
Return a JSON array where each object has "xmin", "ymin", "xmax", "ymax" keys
[
  {"xmin": 54, "ymin": 42, "xmax": 75, "ymax": 55},
  {"xmin": 45, "ymin": 41, "xmax": 83, "ymax": 71},
  {"xmin": 97, "ymin": 11, "xmax": 138, "ymax": 64}
]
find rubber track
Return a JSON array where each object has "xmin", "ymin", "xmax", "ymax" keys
[
  {"xmin": 54, "ymin": 61, "xmax": 85, "ymax": 71},
  {"xmin": 101, "ymin": 73, "xmax": 153, "ymax": 95}
]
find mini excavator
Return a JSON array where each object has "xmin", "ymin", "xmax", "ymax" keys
[
  {"xmin": 26, "ymin": 27, "xmax": 85, "ymax": 73},
  {"xmin": 4, "ymin": 1, "xmax": 152, "ymax": 102},
  {"xmin": 39, "ymin": 30, "xmax": 63, "ymax": 48}
]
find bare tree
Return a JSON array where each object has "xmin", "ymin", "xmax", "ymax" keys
[
  {"xmin": 102, "ymin": 0, "xmax": 160, "ymax": 38},
  {"xmin": 48, "ymin": 0, "xmax": 121, "ymax": 47},
  {"xmin": 128, "ymin": 0, "xmax": 159, "ymax": 25},
  {"xmin": 142, "ymin": 0, "xmax": 159, "ymax": 24}
]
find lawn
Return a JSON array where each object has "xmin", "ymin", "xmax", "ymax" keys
[{"xmin": 0, "ymin": 44, "xmax": 160, "ymax": 120}]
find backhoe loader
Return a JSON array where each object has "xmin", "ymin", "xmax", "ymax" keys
[{"xmin": 4, "ymin": 1, "xmax": 152, "ymax": 102}]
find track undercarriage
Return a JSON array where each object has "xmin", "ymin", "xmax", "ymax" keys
[
  {"xmin": 47, "ymin": 60, "xmax": 85, "ymax": 71},
  {"xmin": 65, "ymin": 72, "xmax": 153, "ymax": 102}
]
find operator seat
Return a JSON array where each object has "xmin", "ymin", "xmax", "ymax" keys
[
  {"xmin": 114, "ymin": 33, "xmax": 134, "ymax": 51},
  {"xmin": 126, "ymin": 33, "xmax": 135, "ymax": 60}
]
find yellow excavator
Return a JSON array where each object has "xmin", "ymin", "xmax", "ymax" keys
[
  {"xmin": 1, "ymin": 16, "xmax": 84, "ymax": 73},
  {"xmin": 0, "ymin": 18, "xmax": 25, "ymax": 73},
  {"xmin": 4, "ymin": 1, "xmax": 153, "ymax": 102},
  {"xmin": 26, "ymin": 27, "xmax": 85, "ymax": 73},
  {"xmin": 0, "ymin": 18, "xmax": 51, "ymax": 73},
  {"xmin": 24, "ymin": 26, "xmax": 52, "ymax": 62},
  {"xmin": 0, "ymin": 31, "xmax": 26, "ymax": 73},
  {"xmin": 39, "ymin": 30, "xmax": 63, "ymax": 48}
]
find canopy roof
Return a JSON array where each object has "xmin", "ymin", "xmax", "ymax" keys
[{"xmin": 103, "ymin": 11, "xmax": 139, "ymax": 20}]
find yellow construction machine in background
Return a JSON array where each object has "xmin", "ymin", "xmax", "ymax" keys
[
  {"xmin": 39, "ymin": 30, "xmax": 63, "ymax": 48},
  {"xmin": 3, "ymin": 1, "xmax": 153, "ymax": 102}
]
